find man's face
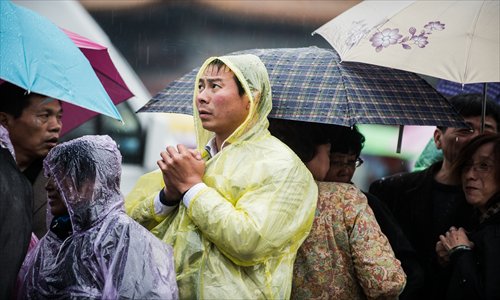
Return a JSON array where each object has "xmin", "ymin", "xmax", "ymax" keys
[
  {"xmin": 325, "ymin": 152, "xmax": 358, "ymax": 183},
  {"xmin": 435, "ymin": 115, "xmax": 497, "ymax": 163},
  {"xmin": 196, "ymin": 64, "xmax": 250, "ymax": 142},
  {"xmin": 1, "ymin": 95, "xmax": 62, "ymax": 169}
]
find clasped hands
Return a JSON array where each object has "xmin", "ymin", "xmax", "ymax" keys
[
  {"xmin": 157, "ymin": 144, "xmax": 205, "ymax": 202},
  {"xmin": 435, "ymin": 226, "xmax": 474, "ymax": 266}
]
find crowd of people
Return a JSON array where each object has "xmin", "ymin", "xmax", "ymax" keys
[{"xmin": 2, "ymin": 52, "xmax": 500, "ymax": 300}]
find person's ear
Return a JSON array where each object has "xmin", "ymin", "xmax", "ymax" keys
[
  {"xmin": 247, "ymin": 91, "xmax": 260, "ymax": 110},
  {"xmin": 434, "ymin": 129, "xmax": 442, "ymax": 149},
  {"xmin": 0, "ymin": 112, "xmax": 10, "ymax": 127}
]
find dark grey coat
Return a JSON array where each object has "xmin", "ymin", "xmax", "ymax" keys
[{"xmin": 0, "ymin": 147, "xmax": 33, "ymax": 299}]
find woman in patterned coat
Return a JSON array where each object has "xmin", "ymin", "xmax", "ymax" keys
[{"xmin": 269, "ymin": 119, "xmax": 406, "ymax": 300}]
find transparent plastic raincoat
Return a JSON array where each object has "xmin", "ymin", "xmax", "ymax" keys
[
  {"xmin": 19, "ymin": 135, "xmax": 178, "ymax": 299},
  {"xmin": 126, "ymin": 54, "xmax": 318, "ymax": 299},
  {"xmin": 0, "ymin": 124, "xmax": 16, "ymax": 159}
]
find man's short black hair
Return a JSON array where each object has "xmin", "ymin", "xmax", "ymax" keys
[
  {"xmin": 207, "ymin": 59, "xmax": 245, "ymax": 96},
  {"xmin": 0, "ymin": 81, "xmax": 38, "ymax": 118},
  {"xmin": 437, "ymin": 93, "xmax": 500, "ymax": 131},
  {"xmin": 268, "ymin": 118, "xmax": 331, "ymax": 163}
]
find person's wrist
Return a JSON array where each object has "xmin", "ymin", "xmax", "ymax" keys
[
  {"xmin": 179, "ymin": 182, "xmax": 200, "ymax": 196},
  {"xmin": 448, "ymin": 244, "xmax": 472, "ymax": 257},
  {"xmin": 159, "ymin": 189, "xmax": 181, "ymax": 206}
]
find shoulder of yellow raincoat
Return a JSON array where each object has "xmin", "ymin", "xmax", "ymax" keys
[
  {"xmin": 125, "ymin": 169, "xmax": 168, "ymax": 230},
  {"xmin": 188, "ymin": 133, "xmax": 318, "ymax": 266}
]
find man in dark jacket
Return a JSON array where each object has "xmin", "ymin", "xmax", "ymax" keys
[
  {"xmin": 0, "ymin": 82, "xmax": 62, "ymax": 238},
  {"xmin": 369, "ymin": 94, "xmax": 500, "ymax": 299},
  {"xmin": 0, "ymin": 125, "xmax": 33, "ymax": 299}
]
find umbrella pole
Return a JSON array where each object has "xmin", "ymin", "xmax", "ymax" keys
[
  {"xmin": 396, "ymin": 125, "xmax": 404, "ymax": 153},
  {"xmin": 481, "ymin": 83, "xmax": 487, "ymax": 133}
]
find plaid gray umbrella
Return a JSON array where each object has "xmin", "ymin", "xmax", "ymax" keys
[{"xmin": 139, "ymin": 46, "xmax": 466, "ymax": 128}]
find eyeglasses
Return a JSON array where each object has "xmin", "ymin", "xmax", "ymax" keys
[
  {"xmin": 463, "ymin": 160, "xmax": 495, "ymax": 174},
  {"xmin": 331, "ymin": 157, "xmax": 364, "ymax": 168}
]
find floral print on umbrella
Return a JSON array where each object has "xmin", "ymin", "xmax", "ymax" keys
[
  {"xmin": 370, "ymin": 21, "xmax": 445, "ymax": 52},
  {"xmin": 345, "ymin": 20, "xmax": 371, "ymax": 48}
]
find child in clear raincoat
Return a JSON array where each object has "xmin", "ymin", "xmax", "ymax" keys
[{"xmin": 18, "ymin": 135, "xmax": 178, "ymax": 299}]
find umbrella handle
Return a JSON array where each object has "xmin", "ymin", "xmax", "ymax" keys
[
  {"xmin": 481, "ymin": 83, "xmax": 487, "ymax": 134},
  {"xmin": 396, "ymin": 125, "xmax": 404, "ymax": 154}
]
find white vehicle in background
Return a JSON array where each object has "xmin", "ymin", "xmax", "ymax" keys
[{"xmin": 13, "ymin": 0, "xmax": 195, "ymax": 195}]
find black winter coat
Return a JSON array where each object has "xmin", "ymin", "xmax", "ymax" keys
[
  {"xmin": 446, "ymin": 199, "xmax": 500, "ymax": 300},
  {"xmin": 0, "ymin": 148, "xmax": 33, "ymax": 299},
  {"xmin": 369, "ymin": 162, "xmax": 475, "ymax": 299}
]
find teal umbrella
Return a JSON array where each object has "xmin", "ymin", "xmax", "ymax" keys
[{"xmin": 0, "ymin": 1, "xmax": 122, "ymax": 123}]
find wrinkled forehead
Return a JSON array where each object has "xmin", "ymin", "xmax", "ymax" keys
[
  {"xmin": 472, "ymin": 142, "xmax": 495, "ymax": 159},
  {"xmin": 27, "ymin": 94, "xmax": 62, "ymax": 111},
  {"xmin": 202, "ymin": 63, "xmax": 234, "ymax": 77}
]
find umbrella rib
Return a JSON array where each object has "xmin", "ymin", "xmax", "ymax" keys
[
  {"xmin": 96, "ymin": 69, "xmax": 131, "ymax": 91},
  {"xmin": 19, "ymin": 18, "xmax": 31, "ymax": 91},
  {"xmin": 336, "ymin": 63, "xmax": 353, "ymax": 126}
]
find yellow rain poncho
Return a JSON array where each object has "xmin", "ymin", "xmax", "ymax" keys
[{"xmin": 126, "ymin": 54, "xmax": 317, "ymax": 299}]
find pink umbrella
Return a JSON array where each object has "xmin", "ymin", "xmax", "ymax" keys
[{"xmin": 60, "ymin": 29, "xmax": 134, "ymax": 135}]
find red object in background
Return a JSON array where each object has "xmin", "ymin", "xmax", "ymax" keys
[{"xmin": 60, "ymin": 29, "xmax": 134, "ymax": 135}]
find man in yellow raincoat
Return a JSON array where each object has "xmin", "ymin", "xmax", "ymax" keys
[{"xmin": 125, "ymin": 54, "xmax": 318, "ymax": 299}]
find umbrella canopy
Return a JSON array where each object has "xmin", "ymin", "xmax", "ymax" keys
[
  {"xmin": 313, "ymin": 0, "xmax": 500, "ymax": 85},
  {"xmin": 0, "ymin": 1, "xmax": 122, "ymax": 125},
  {"xmin": 60, "ymin": 29, "xmax": 133, "ymax": 135},
  {"xmin": 139, "ymin": 46, "xmax": 466, "ymax": 128},
  {"xmin": 436, "ymin": 80, "xmax": 500, "ymax": 104}
]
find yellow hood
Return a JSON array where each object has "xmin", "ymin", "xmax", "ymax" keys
[{"xmin": 193, "ymin": 54, "xmax": 272, "ymax": 150}]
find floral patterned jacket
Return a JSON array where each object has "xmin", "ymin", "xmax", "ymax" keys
[{"xmin": 292, "ymin": 182, "xmax": 406, "ymax": 300}]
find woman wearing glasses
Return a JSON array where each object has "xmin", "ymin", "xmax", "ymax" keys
[
  {"xmin": 325, "ymin": 124, "xmax": 364, "ymax": 184},
  {"xmin": 436, "ymin": 134, "xmax": 500, "ymax": 300},
  {"xmin": 325, "ymin": 125, "xmax": 425, "ymax": 300},
  {"xmin": 268, "ymin": 119, "xmax": 406, "ymax": 300}
]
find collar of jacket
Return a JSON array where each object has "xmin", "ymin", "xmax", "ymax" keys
[
  {"xmin": 404, "ymin": 160, "xmax": 444, "ymax": 193},
  {"xmin": 479, "ymin": 193, "xmax": 500, "ymax": 224}
]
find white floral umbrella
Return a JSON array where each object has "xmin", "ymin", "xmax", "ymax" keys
[{"xmin": 313, "ymin": 0, "xmax": 499, "ymax": 85}]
